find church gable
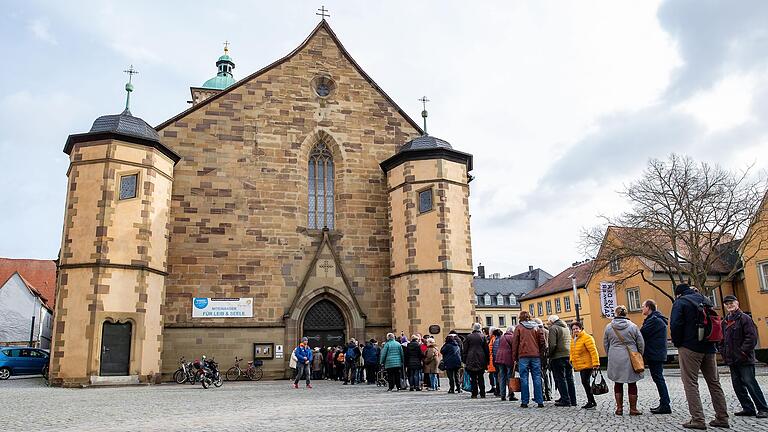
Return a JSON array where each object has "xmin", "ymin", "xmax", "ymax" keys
[
  {"xmin": 158, "ymin": 21, "xmax": 410, "ymax": 330},
  {"xmin": 157, "ymin": 20, "xmax": 422, "ymax": 137}
]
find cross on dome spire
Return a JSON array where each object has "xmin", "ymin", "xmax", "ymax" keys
[
  {"xmin": 223, "ymin": 40, "xmax": 230, "ymax": 54},
  {"xmin": 123, "ymin": 65, "xmax": 139, "ymax": 112},
  {"xmin": 316, "ymin": 5, "xmax": 330, "ymax": 20},
  {"xmin": 418, "ymin": 96, "xmax": 430, "ymax": 135}
]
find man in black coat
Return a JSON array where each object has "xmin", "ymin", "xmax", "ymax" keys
[
  {"xmin": 404, "ymin": 335, "xmax": 424, "ymax": 391},
  {"xmin": 721, "ymin": 295, "xmax": 768, "ymax": 418},
  {"xmin": 671, "ymin": 283, "xmax": 729, "ymax": 430},
  {"xmin": 462, "ymin": 322, "xmax": 490, "ymax": 398},
  {"xmin": 641, "ymin": 299, "xmax": 671, "ymax": 414}
]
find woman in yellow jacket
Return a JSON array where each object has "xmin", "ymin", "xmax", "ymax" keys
[{"xmin": 569, "ymin": 321, "xmax": 600, "ymax": 409}]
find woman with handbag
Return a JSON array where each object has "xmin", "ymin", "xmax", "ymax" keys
[
  {"xmin": 604, "ymin": 305, "xmax": 646, "ymax": 416},
  {"xmin": 569, "ymin": 321, "xmax": 600, "ymax": 409},
  {"xmin": 440, "ymin": 334, "xmax": 463, "ymax": 394},
  {"xmin": 495, "ymin": 325, "xmax": 519, "ymax": 401}
]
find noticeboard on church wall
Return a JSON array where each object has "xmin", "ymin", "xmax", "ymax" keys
[
  {"xmin": 192, "ymin": 298, "xmax": 253, "ymax": 318},
  {"xmin": 254, "ymin": 343, "xmax": 274, "ymax": 360}
]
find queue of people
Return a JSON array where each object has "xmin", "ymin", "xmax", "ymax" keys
[{"xmin": 287, "ymin": 283, "xmax": 768, "ymax": 430}]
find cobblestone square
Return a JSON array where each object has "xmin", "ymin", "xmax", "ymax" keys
[{"xmin": 2, "ymin": 374, "xmax": 768, "ymax": 431}]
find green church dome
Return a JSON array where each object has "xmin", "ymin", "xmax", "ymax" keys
[
  {"xmin": 201, "ymin": 45, "xmax": 236, "ymax": 90},
  {"xmin": 202, "ymin": 74, "xmax": 236, "ymax": 90}
]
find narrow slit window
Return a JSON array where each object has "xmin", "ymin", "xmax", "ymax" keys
[
  {"xmin": 418, "ymin": 189, "xmax": 433, "ymax": 213},
  {"xmin": 308, "ymin": 142, "xmax": 334, "ymax": 229}
]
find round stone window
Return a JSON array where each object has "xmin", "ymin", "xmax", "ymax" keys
[{"xmin": 311, "ymin": 75, "xmax": 336, "ymax": 98}]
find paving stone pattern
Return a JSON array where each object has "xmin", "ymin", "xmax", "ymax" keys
[{"xmin": 2, "ymin": 375, "xmax": 768, "ymax": 431}]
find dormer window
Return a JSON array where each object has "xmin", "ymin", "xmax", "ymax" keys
[
  {"xmin": 609, "ymin": 257, "xmax": 621, "ymax": 273},
  {"xmin": 484, "ymin": 294, "xmax": 491, "ymax": 306},
  {"xmin": 497, "ymin": 294, "xmax": 504, "ymax": 306},
  {"xmin": 509, "ymin": 295, "xmax": 517, "ymax": 306}
]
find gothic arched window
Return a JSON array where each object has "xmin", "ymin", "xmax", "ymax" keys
[{"xmin": 308, "ymin": 142, "xmax": 334, "ymax": 229}]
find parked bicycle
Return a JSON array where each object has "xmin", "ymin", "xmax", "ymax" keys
[
  {"xmin": 225, "ymin": 357, "xmax": 264, "ymax": 381},
  {"xmin": 173, "ymin": 357, "xmax": 195, "ymax": 384}
]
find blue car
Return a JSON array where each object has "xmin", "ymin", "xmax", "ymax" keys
[{"xmin": 0, "ymin": 347, "xmax": 49, "ymax": 379}]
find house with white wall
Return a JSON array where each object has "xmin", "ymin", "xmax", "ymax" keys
[{"xmin": 0, "ymin": 259, "xmax": 56, "ymax": 348}]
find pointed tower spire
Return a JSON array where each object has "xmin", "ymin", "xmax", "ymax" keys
[
  {"xmin": 123, "ymin": 65, "xmax": 138, "ymax": 113},
  {"xmin": 418, "ymin": 96, "xmax": 430, "ymax": 135}
]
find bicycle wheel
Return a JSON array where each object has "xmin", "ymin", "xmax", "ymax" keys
[
  {"xmin": 173, "ymin": 369, "xmax": 186, "ymax": 384},
  {"xmin": 248, "ymin": 367, "xmax": 263, "ymax": 381},
  {"xmin": 226, "ymin": 367, "xmax": 239, "ymax": 381}
]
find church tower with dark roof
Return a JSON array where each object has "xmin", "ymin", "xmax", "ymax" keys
[
  {"xmin": 381, "ymin": 133, "xmax": 475, "ymax": 339},
  {"xmin": 49, "ymin": 71, "xmax": 180, "ymax": 386}
]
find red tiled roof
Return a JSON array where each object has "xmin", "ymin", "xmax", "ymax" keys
[
  {"xmin": 520, "ymin": 260, "xmax": 594, "ymax": 302},
  {"xmin": 0, "ymin": 258, "xmax": 57, "ymax": 310}
]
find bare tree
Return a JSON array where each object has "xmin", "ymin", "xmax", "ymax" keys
[{"xmin": 581, "ymin": 154, "xmax": 767, "ymax": 301}]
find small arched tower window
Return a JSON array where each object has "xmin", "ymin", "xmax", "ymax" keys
[{"xmin": 308, "ymin": 141, "xmax": 334, "ymax": 229}]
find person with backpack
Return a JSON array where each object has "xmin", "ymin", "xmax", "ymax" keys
[
  {"xmin": 604, "ymin": 305, "xmax": 645, "ymax": 416},
  {"xmin": 379, "ymin": 332, "xmax": 405, "ymax": 391},
  {"xmin": 334, "ymin": 346, "xmax": 345, "ymax": 380},
  {"xmin": 343, "ymin": 339, "xmax": 358, "ymax": 385},
  {"xmin": 640, "ymin": 299, "xmax": 671, "ymax": 414},
  {"xmin": 671, "ymin": 283, "xmax": 729, "ymax": 430},
  {"xmin": 721, "ymin": 295, "xmax": 768, "ymax": 418}
]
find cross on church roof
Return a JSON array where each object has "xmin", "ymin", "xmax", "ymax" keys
[
  {"xmin": 124, "ymin": 65, "xmax": 138, "ymax": 83},
  {"xmin": 223, "ymin": 40, "xmax": 230, "ymax": 54},
  {"xmin": 316, "ymin": 5, "xmax": 330, "ymax": 20},
  {"xmin": 123, "ymin": 65, "xmax": 139, "ymax": 112}
]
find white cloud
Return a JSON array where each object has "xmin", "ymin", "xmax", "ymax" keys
[
  {"xmin": 28, "ymin": 17, "xmax": 57, "ymax": 45},
  {"xmin": 677, "ymin": 73, "xmax": 757, "ymax": 132}
]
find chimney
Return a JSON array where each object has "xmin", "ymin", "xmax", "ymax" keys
[
  {"xmin": 477, "ymin": 264, "xmax": 485, "ymax": 279},
  {"xmin": 528, "ymin": 265, "xmax": 534, "ymax": 273}
]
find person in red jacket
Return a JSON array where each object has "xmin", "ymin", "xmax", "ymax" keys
[
  {"xmin": 511, "ymin": 311, "xmax": 546, "ymax": 408},
  {"xmin": 495, "ymin": 325, "xmax": 518, "ymax": 401}
]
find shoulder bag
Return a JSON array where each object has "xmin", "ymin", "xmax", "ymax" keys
[
  {"xmin": 591, "ymin": 369, "xmax": 609, "ymax": 395},
  {"xmin": 611, "ymin": 325, "xmax": 645, "ymax": 373}
]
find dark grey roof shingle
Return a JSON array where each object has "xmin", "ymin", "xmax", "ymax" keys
[
  {"xmin": 473, "ymin": 278, "xmax": 538, "ymax": 297},
  {"xmin": 398, "ymin": 135, "xmax": 452, "ymax": 152},
  {"xmin": 90, "ymin": 109, "xmax": 160, "ymax": 142}
]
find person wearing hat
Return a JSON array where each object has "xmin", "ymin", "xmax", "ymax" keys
[
  {"xmin": 721, "ymin": 295, "xmax": 768, "ymax": 418},
  {"xmin": 293, "ymin": 337, "xmax": 313, "ymax": 389},
  {"xmin": 671, "ymin": 283, "xmax": 729, "ymax": 429}
]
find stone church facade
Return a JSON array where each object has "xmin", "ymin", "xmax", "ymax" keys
[{"xmin": 49, "ymin": 20, "xmax": 475, "ymax": 386}]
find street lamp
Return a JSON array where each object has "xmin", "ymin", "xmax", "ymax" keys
[{"xmin": 569, "ymin": 274, "xmax": 581, "ymax": 323}]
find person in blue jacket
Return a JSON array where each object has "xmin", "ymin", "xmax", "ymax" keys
[
  {"xmin": 293, "ymin": 337, "xmax": 313, "ymax": 389},
  {"xmin": 640, "ymin": 299, "xmax": 671, "ymax": 414},
  {"xmin": 362, "ymin": 339, "xmax": 379, "ymax": 384},
  {"xmin": 343, "ymin": 339, "xmax": 359, "ymax": 385}
]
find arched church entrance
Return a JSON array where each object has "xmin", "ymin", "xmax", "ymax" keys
[{"xmin": 302, "ymin": 299, "xmax": 346, "ymax": 349}]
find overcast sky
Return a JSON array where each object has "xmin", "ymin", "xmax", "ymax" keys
[{"xmin": 1, "ymin": 0, "xmax": 767, "ymax": 277}]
